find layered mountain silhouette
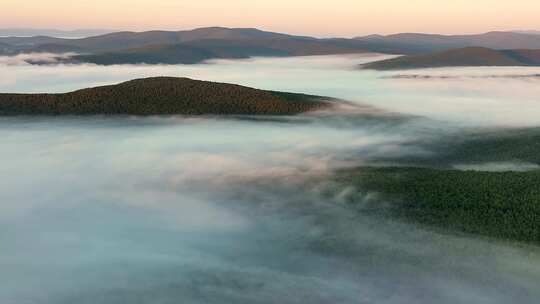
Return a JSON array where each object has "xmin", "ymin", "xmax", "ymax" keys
[
  {"xmin": 2, "ymin": 27, "xmax": 540, "ymax": 65},
  {"xmin": 354, "ymin": 31, "xmax": 540, "ymax": 53},
  {"xmin": 0, "ymin": 28, "xmax": 114, "ymax": 38},
  {"xmin": 513, "ymin": 30, "xmax": 540, "ymax": 35},
  {"xmin": 71, "ymin": 38, "xmax": 364, "ymax": 65},
  {"xmin": 0, "ymin": 77, "xmax": 333, "ymax": 115},
  {"xmin": 0, "ymin": 27, "xmax": 370, "ymax": 64},
  {"xmin": 361, "ymin": 47, "xmax": 540, "ymax": 70}
]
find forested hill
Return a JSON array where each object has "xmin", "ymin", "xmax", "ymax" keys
[
  {"xmin": 0, "ymin": 77, "xmax": 333, "ymax": 115},
  {"xmin": 361, "ymin": 47, "xmax": 540, "ymax": 70}
]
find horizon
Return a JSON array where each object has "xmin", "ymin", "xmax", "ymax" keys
[
  {"xmin": 0, "ymin": 25, "xmax": 539, "ymax": 39},
  {"xmin": 2, "ymin": 0, "xmax": 540, "ymax": 37}
]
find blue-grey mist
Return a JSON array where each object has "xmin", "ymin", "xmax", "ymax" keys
[{"xmin": 1, "ymin": 54, "xmax": 540, "ymax": 303}]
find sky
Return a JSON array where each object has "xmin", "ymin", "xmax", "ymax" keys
[{"xmin": 1, "ymin": 0, "xmax": 540, "ymax": 37}]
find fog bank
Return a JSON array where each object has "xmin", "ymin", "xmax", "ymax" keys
[
  {"xmin": 1, "ymin": 117, "xmax": 539, "ymax": 304},
  {"xmin": 1, "ymin": 55, "xmax": 540, "ymax": 303},
  {"xmin": 2, "ymin": 54, "xmax": 540, "ymax": 126}
]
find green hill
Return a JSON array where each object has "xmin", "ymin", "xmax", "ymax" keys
[
  {"xmin": 362, "ymin": 47, "xmax": 540, "ymax": 70},
  {"xmin": 0, "ymin": 77, "xmax": 333, "ymax": 115}
]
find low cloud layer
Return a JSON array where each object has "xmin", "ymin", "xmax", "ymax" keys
[
  {"xmin": 0, "ymin": 52, "xmax": 75, "ymax": 66},
  {"xmin": 1, "ymin": 116, "xmax": 539, "ymax": 304},
  {"xmin": 1, "ymin": 54, "xmax": 540, "ymax": 126},
  {"xmin": 1, "ymin": 55, "xmax": 540, "ymax": 303}
]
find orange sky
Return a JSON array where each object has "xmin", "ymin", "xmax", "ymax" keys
[{"xmin": 1, "ymin": 0, "xmax": 539, "ymax": 37}]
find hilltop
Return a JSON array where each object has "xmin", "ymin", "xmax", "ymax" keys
[
  {"xmin": 0, "ymin": 77, "xmax": 333, "ymax": 115},
  {"xmin": 361, "ymin": 47, "xmax": 540, "ymax": 70}
]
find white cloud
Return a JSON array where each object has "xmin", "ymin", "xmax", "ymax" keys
[{"xmin": 0, "ymin": 52, "xmax": 75, "ymax": 66}]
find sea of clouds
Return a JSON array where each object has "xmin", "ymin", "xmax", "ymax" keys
[{"xmin": 1, "ymin": 55, "xmax": 540, "ymax": 303}]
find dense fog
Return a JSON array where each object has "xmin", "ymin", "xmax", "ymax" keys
[{"xmin": 1, "ymin": 55, "xmax": 539, "ymax": 303}]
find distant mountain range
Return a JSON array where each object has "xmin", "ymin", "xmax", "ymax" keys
[
  {"xmin": 0, "ymin": 28, "xmax": 115, "ymax": 38},
  {"xmin": 513, "ymin": 30, "xmax": 540, "ymax": 35},
  {"xmin": 2, "ymin": 27, "xmax": 540, "ymax": 65},
  {"xmin": 0, "ymin": 27, "xmax": 371, "ymax": 64},
  {"xmin": 0, "ymin": 77, "xmax": 332, "ymax": 115},
  {"xmin": 354, "ymin": 31, "xmax": 540, "ymax": 53},
  {"xmin": 69, "ymin": 33, "xmax": 367, "ymax": 65},
  {"xmin": 361, "ymin": 47, "xmax": 540, "ymax": 70}
]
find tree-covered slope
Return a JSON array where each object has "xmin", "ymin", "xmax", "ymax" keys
[
  {"xmin": 331, "ymin": 127, "xmax": 540, "ymax": 245},
  {"xmin": 338, "ymin": 167, "xmax": 540, "ymax": 244},
  {"xmin": 0, "ymin": 77, "xmax": 333, "ymax": 115}
]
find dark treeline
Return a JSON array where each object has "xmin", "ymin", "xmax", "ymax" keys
[
  {"xmin": 0, "ymin": 77, "xmax": 332, "ymax": 116},
  {"xmin": 442, "ymin": 128, "xmax": 540, "ymax": 164},
  {"xmin": 370, "ymin": 127, "xmax": 540, "ymax": 167}
]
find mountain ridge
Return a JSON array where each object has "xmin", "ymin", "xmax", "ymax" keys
[
  {"xmin": 3, "ymin": 28, "xmax": 540, "ymax": 65},
  {"xmin": 361, "ymin": 47, "xmax": 540, "ymax": 70},
  {"xmin": 355, "ymin": 31, "xmax": 540, "ymax": 52}
]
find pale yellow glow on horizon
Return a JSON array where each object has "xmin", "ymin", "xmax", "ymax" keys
[{"xmin": 1, "ymin": 0, "xmax": 539, "ymax": 37}]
